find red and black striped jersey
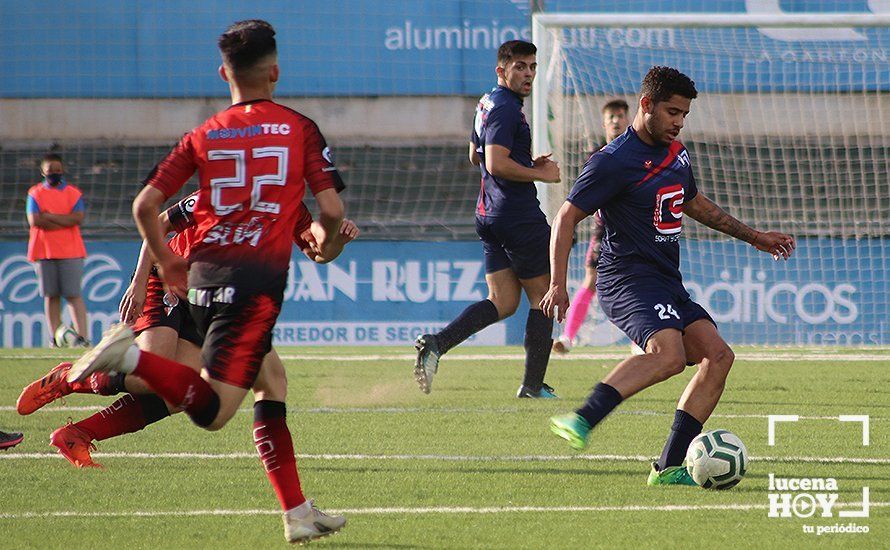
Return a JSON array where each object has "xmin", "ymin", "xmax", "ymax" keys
[
  {"xmin": 164, "ymin": 191, "xmax": 315, "ymax": 259},
  {"xmin": 165, "ymin": 192, "xmax": 198, "ymax": 258},
  {"xmin": 143, "ymin": 99, "xmax": 343, "ymax": 291}
]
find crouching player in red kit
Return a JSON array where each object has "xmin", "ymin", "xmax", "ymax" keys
[
  {"xmin": 64, "ymin": 20, "xmax": 351, "ymax": 543},
  {"xmin": 17, "ymin": 191, "xmax": 358, "ymax": 470}
]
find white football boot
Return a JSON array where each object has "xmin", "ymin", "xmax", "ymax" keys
[
  {"xmin": 66, "ymin": 323, "xmax": 136, "ymax": 383},
  {"xmin": 552, "ymin": 335, "xmax": 573, "ymax": 354},
  {"xmin": 283, "ymin": 500, "xmax": 347, "ymax": 544}
]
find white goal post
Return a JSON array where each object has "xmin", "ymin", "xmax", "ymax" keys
[{"xmin": 530, "ymin": 11, "xmax": 890, "ymax": 346}]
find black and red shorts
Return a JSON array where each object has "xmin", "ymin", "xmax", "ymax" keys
[
  {"xmin": 187, "ymin": 286, "xmax": 282, "ymax": 390},
  {"xmin": 132, "ymin": 270, "xmax": 202, "ymax": 347}
]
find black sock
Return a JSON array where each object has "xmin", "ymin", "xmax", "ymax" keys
[
  {"xmin": 189, "ymin": 391, "xmax": 221, "ymax": 428},
  {"xmin": 576, "ymin": 382, "xmax": 623, "ymax": 428},
  {"xmin": 522, "ymin": 309, "xmax": 553, "ymax": 390},
  {"xmin": 656, "ymin": 409, "xmax": 704, "ymax": 471},
  {"xmin": 137, "ymin": 394, "xmax": 171, "ymax": 425},
  {"xmin": 435, "ymin": 299, "xmax": 499, "ymax": 355},
  {"xmin": 108, "ymin": 372, "xmax": 128, "ymax": 394},
  {"xmin": 253, "ymin": 399, "xmax": 287, "ymax": 422}
]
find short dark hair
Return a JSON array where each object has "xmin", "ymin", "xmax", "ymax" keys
[
  {"xmin": 640, "ymin": 66, "xmax": 698, "ymax": 104},
  {"xmin": 497, "ymin": 40, "xmax": 536, "ymax": 67},
  {"xmin": 218, "ymin": 19, "xmax": 277, "ymax": 72},
  {"xmin": 601, "ymin": 98, "xmax": 629, "ymax": 114},
  {"xmin": 41, "ymin": 153, "xmax": 63, "ymax": 165}
]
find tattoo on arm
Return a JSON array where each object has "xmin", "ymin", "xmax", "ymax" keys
[{"xmin": 685, "ymin": 194, "xmax": 758, "ymax": 244}]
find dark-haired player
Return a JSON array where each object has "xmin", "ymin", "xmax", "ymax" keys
[
  {"xmin": 542, "ymin": 66, "xmax": 795, "ymax": 485},
  {"xmin": 414, "ymin": 40, "xmax": 561, "ymax": 398},
  {"xmin": 64, "ymin": 20, "xmax": 348, "ymax": 542},
  {"xmin": 553, "ymin": 98, "xmax": 629, "ymax": 353}
]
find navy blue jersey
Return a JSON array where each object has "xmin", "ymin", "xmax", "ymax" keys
[
  {"xmin": 567, "ymin": 127, "xmax": 698, "ymax": 284},
  {"xmin": 471, "ymin": 86, "xmax": 544, "ymax": 220}
]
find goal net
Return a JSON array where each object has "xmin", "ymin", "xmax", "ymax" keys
[{"xmin": 532, "ymin": 11, "xmax": 890, "ymax": 346}]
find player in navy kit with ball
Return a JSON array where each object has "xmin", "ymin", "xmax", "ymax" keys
[{"xmin": 542, "ymin": 67, "xmax": 795, "ymax": 485}]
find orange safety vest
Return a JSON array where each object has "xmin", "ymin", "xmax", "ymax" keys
[{"xmin": 26, "ymin": 181, "xmax": 87, "ymax": 261}]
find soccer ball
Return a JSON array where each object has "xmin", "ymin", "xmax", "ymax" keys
[
  {"xmin": 54, "ymin": 324, "xmax": 80, "ymax": 348},
  {"xmin": 685, "ymin": 429, "xmax": 748, "ymax": 490}
]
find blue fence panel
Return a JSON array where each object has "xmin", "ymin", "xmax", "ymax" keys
[{"xmin": 0, "ymin": 239, "xmax": 886, "ymax": 347}]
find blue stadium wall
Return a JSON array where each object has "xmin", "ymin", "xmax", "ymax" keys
[
  {"xmin": 1, "ymin": 0, "xmax": 886, "ymax": 97},
  {"xmin": 0, "ymin": 240, "xmax": 886, "ymax": 347}
]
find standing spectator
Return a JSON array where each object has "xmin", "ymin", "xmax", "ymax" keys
[{"xmin": 26, "ymin": 153, "xmax": 90, "ymax": 347}]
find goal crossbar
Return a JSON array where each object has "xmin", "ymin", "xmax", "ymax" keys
[{"xmin": 533, "ymin": 12, "xmax": 890, "ymax": 28}]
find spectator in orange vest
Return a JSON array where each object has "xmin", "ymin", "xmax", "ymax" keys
[{"xmin": 26, "ymin": 153, "xmax": 90, "ymax": 347}]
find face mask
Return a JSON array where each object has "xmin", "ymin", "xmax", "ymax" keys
[{"xmin": 45, "ymin": 173, "xmax": 63, "ymax": 186}]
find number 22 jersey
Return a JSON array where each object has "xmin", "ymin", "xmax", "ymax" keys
[{"xmin": 143, "ymin": 99, "xmax": 344, "ymax": 293}]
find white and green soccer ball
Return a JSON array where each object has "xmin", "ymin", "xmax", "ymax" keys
[
  {"xmin": 54, "ymin": 324, "xmax": 80, "ymax": 348},
  {"xmin": 686, "ymin": 429, "xmax": 748, "ymax": 490}
]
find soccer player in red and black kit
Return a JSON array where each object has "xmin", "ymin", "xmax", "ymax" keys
[
  {"xmin": 65, "ymin": 20, "xmax": 348, "ymax": 543},
  {"xmin": 542, "ymin": 67, "xmax": 794, "ymax": 486},
  {"xmin": 17, "ymin": 190, "xmax": 357, "ymax": 469}
]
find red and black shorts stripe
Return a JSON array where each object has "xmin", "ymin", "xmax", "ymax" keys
[
  {"xmin": 189, "ymin": 288, "xmax": 281, "ymax": 390},
  {"xmin": 132, "ymin": 272, "xmax": 202, "ymax": 346}
]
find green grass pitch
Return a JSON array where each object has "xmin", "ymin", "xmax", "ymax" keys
[{"xmin": 0, "ymin": 346, "xmax": 887, "ymax": 549}]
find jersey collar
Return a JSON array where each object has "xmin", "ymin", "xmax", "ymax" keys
[
  {"xmin": 228, "ymin": 98, "xmax": 274, "ymax": 109},
  {"xmin": 628, "ymin": 126, "xmax": 668, "ymax": 152},
  {"xmin": 42, "ymin": 178, "xmax": 67, "ymax": 190},
  {"xmin": 496, "ymin": 85, "xmax": 524, "ymax": 105}
]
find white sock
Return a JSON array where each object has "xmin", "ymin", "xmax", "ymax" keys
[
  {"xmin": 286, "ymin": 500, "xmax": 313, "ymax": 519},
  {"xmin": 121, "ymin": 344, "xmax": 141, "ymax": 373}
]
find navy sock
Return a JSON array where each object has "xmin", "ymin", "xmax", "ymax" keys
[
  {"xmin": 522, "ymin": 309, "xmax": 553, "ymax": 390},
  {"xmin": 656, "ymin": 409, "xmax": 704, "ymax": 471},
  {"xmin": 436, "ymin": 299, "xmax": 499, "ymax": 355},
  {"xmin": 575, "ymin": 382, "xmax": 623, "ymax": 428}
]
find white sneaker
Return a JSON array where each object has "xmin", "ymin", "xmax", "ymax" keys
[
  {"xmin": 283, "ymin": 500, "xmax": 346, "ymax": 544},
  {"xmin": 66, "ymin": 323, "xmax": 135, "ymax": 383},
  {"xmin": 552, "ymin": 335, "xmax": 573, "ymax": 354}
]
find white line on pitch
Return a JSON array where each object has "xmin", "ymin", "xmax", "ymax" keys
[
  {"xmin": 1, "ymin": 452, "xmax": 887, "ymax": 464},
  {"xmin": 1, "ymin": 502, "xmax": 886, "ymax": 520},
  {"xmin": 0, "ymin": 404, "xmax": 876, "ymax": 422}
]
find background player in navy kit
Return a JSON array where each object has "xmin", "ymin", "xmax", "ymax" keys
[
  {"xmin": 542, "ymin": 67, "xmax": 795, "ymax": 485},
  {"xmin": 64, "ymin": 20, "xmax": 348, "ymax": 542},
  {"xmin": 553, "ymin": 99, "xmax": 630, "ymax": 354},
  {"xmin": 414, "ymin": 40, "xmax": 561, "ymax": 398}
]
